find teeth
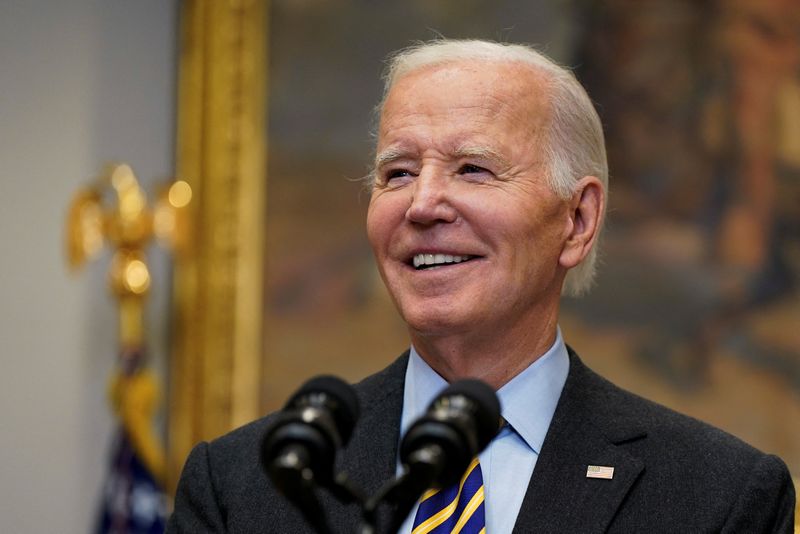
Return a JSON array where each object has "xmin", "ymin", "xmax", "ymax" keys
[{"xmin": 412, "ymin": 253, "xmax": 473, "ymax": 269}]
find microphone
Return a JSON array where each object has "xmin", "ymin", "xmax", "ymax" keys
[
  {"xmin": 260, "ymin": 375, "xmax": 360, "ymax": 533},
  {"xmin": 364, "ymin": 379, "xmax": 500, "ymax": 534},
  {"xmin": 400, "ymin": 379, "xmax": 501, "ymax": 490}
]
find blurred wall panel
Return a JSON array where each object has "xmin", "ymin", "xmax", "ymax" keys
[{"xmin": 0, "ymin": 1, "xmax": 176, "ymax": 532}]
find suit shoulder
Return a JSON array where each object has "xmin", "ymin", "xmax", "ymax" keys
[
  {"xmin": 567, "ymin": 354, "xmax": 795, "ymax": 530},
  {"xmin": 570, "ymin": 353, "xmax": 772, "ymax": 464}
]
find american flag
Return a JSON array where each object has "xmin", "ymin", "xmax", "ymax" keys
[
  {"xmin": 96, "ymin": 430, "xmax": 167, "ymax": 534},
  {"xmin": 96, "ymin": 348, "xmax": 168, "ymax": 534}
]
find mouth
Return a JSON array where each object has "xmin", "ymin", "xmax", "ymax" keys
[{"xmin": 409, "ymin": 253, "xmax": 480, "ymax": 270}]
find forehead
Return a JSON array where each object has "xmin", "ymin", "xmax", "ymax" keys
[{"xmin": 378, "ymin": 60, "xmax": 551, "ymax": 148}]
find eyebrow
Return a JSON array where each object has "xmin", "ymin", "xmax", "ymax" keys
[
  {"xmin": 373, "ymin": 147, "xmax": 414, "ymax": 170},
  {"xmin": 374, "ymin": 144, "xmax": 510, "ymax": 170},
  {"xmin": 452, "ymin": 145, "xmax": 511, "ymax": 169}
]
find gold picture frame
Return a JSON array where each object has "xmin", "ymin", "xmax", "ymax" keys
[{"xmin": 168, "ymin": 0, "xmax": 267, "ymax": 492}]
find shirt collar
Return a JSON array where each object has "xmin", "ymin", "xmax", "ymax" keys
[{"xmin": 401, "ymin": 328, "xmax": 570, "ymax": 455}]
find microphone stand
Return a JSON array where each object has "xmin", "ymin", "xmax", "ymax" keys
[
  {"xmin": 283, "ymin": 441, "xmax": 447, "ymax": 534},
  {"xmin": 270, "ymin": 448, "xmax": 333, "ymax": 534},
  {"xmin": 359, "ymin": 444, "xmax": 445, "ymax": 534},
  {"xmin": 271, "ymin": 459, "xmax": 375, "ymax": 534}
]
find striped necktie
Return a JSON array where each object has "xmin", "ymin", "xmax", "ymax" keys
[{"xmin": 411, "ymin": 457, "xmax": 486, "ymax": 534}]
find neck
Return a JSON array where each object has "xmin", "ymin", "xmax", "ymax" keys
[{"xmin": 409, "ymin": 304, "xmax": 560, "ymax": 390}]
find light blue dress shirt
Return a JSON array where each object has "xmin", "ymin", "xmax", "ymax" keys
[{"xmin": 397, "ymin": 328, "xmax": 570, "ymax": 534}]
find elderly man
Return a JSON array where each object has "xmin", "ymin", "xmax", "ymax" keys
[{"xmin": 168, "ymin": 40, "xmax": 795, "ymax": 533}]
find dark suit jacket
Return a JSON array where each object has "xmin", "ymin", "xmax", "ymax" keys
[{"xmin": 168, "ymin": 350, "xmax": 796, "ymax": 533}]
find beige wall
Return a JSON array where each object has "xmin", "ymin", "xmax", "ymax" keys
[{"xmin": 0, "ymin": 1, "xmax": 176, "ymax": 532}]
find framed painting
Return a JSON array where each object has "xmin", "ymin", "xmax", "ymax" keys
[{"xmin": 168, "ymin": 0, "xmax": 800, "ymax": 493}]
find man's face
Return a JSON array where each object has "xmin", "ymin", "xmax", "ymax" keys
[{"xmin": 367, "ymin": 60, "xmax": 574, "ymax": 339}]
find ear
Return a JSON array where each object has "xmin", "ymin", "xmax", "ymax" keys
[{"xmin": 559, "ymin": 176, "xmax": 605, "ymax": 269}]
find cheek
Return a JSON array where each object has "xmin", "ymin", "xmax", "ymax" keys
[
  {"xmin": 500, "ymin": 212, "xmax": 566, "ymax": 269},
  {"xmin": 366, "ymin": 195, "xmax": 404, "ymax": 252},
  {"xmin": 365, "ymin": 209, "xmax": 383, "ymax": 252}
]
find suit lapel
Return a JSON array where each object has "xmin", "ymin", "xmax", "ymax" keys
[
  {"xmin": 513, "ymin": 351, "xmax": 645, "ymax": 533},
  {"xmin": 344, "ymin": 353, "xmax": 408, "ymax": 492},
  {"xmin": 335, "ymin": 353, "xmax": 408, "ymax": 529}
]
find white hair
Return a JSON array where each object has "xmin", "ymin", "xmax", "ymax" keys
[{"xmin": 376, "ymin": 39, "xmax": 608, "ymax": 296}]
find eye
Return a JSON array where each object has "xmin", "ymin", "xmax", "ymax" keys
[
  {"xmin": 387, "ymin": 169, "xmax": 412, "ymax": 179},
  {"xmin": 458, "ymin": 164, "xmax": 488, "ymax": 175},
  {"xmin": 379, "ymin": 168, "xmax": 416, "ymax": 186}
]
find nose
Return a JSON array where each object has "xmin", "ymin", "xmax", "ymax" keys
[{"xmin": 405, "ymin": 170, "xmax": 458, "ymax": 225}]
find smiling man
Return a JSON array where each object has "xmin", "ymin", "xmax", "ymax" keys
[
  {"xmin": 368, "ymin": 47, "xmax": 603, "ymax": 390},
  {"xmin": 169, "ymin": 40, "xmax": 795, "ymax": 533}
]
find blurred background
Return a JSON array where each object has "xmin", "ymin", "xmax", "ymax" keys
[
  {"xmin": 1, "ymin": 0, "xmax": 797, "ymax": 532},
  {"xmin": 0, "ymin": 2, "xmax": 177, "ymax": 533}
]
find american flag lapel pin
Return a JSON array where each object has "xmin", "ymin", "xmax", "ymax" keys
[{"xmin": 586, "ymin": 465, "xmax": 615, "ymax": 480}]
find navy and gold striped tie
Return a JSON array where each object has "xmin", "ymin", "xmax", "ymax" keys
[{"xmin": 411, "ymin": 457, "xmax": 486, "ymax": 534}]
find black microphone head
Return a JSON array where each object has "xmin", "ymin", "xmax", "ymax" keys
[
  {"xmin": 431, "ymin": 379, "xmax": 500, "ymax": 451},
  {"xmin": 399, "ymin": 378, "xmax": 501, "ymax": 488},
  {"xmin": 261, "ymin": 375, "xmax": 359, "ymax": 494},
  {"xmin": 285, "ymin": 375, "xmax": 360, "ymax": 445}
]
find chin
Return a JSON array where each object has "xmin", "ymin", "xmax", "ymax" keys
[{"xmin": 401, "ymin": 307, "xmax": 475, "ymax": 339}]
